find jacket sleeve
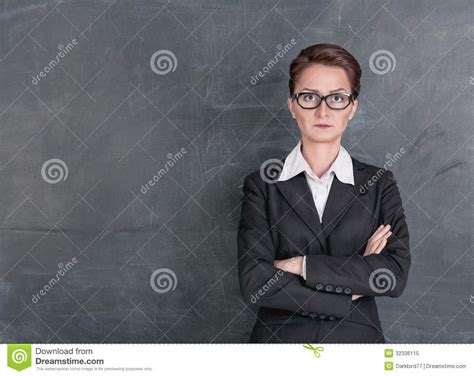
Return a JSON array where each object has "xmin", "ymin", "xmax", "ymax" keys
[
  {"xmin": 237, "ymin": 173, "xmax": 353, "ymax": 318},
  {"xmin": 304, "ymin": 170, "xmax": 411, "ymax": 297}
]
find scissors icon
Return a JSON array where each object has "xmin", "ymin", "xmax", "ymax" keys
[
  {"xmin": 469, "ymin": 295, "xmax": 474, "ymax": 304},
  {"xmin": 303, "ymin": 344, "xmax": 325, "ymax": 358}
]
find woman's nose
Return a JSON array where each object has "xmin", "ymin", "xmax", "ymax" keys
[{"xmin": 314, "ymin": 100, "xmax": 330, "ymax": 117}]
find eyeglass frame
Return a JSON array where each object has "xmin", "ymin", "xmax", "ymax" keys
[{"xmin": 290, "ymin": 91, "xmax": 355, "ymax": 110}]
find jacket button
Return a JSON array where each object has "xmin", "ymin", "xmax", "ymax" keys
[
  {"xmin": 301, "ymin": 310, "xmax": 309, "ymax": 316},
  {"xmin": 325, "ymin": 284, "xmax": 334, "ymax": 292},
  {"xmin": 344, "ymin": 287, "xmax": 352, "ymax": 295},
  {"xmin": 329, "ymin": 315, "xmax": 336, "ymax": 320},
  {"xmin": 315, "ymin": 283, "xmax": 324, "ymax": 290},
  {"xmin": 335, "ymin": 286, "xmax": 343, "ymax": 293},
  {"xmin": 319, "ymin": 314, "xmax": 327, "ymax": 320},
  {"xmin": 310, "ymin": 313, "xmax": 318, "ymax": 320}
]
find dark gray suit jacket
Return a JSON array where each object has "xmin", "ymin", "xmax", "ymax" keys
[{"xmin": 237, "ymin": 156, "xmax": 411, "ymax": 343}]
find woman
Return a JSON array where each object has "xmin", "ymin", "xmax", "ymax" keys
[{"xmin": 237, "ymin": 43, "xmax": 411, "ymax": 343}]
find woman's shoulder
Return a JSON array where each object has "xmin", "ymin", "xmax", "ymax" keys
[
  {"xmin": 351, "ymin": 156, "xmax": 387, "ymax": 174},
  {"xmin": 241, "ymin": 156, "xmax": 397, "ymax": 189},
  {"xmin": 351, "ymin": 156, "xmax": 398, "ymax": 191},
  {"xmin": 241, "ymin": 158, "xmax": 286, "ymax": 188}
]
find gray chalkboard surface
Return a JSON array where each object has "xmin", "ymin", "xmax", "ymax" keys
[{"xmin": 0, "ymin": 0, "xmax": 472, "ymax": 343}]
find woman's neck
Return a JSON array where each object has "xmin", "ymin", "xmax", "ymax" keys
[{"xmin": 300, "ymin": 137, "xmax": 341, "ymax": 178}]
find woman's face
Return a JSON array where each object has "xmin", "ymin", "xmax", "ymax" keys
[{"xmin": 287, "ymin": 64, "xmax": 358, "ymax": 145}]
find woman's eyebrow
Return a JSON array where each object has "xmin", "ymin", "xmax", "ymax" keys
[{"xmin": 301, "ymin": 87, "xmax": 347, "ymax": 93}]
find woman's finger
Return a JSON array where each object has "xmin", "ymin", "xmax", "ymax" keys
[
  {"xmin": 367, "ymin": 239, "xmax": 384, "ymax": 256},
  {"xmin": 364, "ymin": 241, "xmax": 377, "ymax": 256},
  {"xmin": 364, "ymin": 238, "xmax": 377, "ymax": 255},
  {"xmin": 365, "ymin": 242, "xmax": 379, "ymax": 256},
  {"xmin": 373, "ymin": 238, "xmax": 386, "ymax": 254},
  {"xmin": 363, "ymin": 225, "xmax": 391, "ymax": 256},
  {"xmin": 365, "ymin": 231, "xmax": 392, "ymax": 256},
  {"xmin": 370, "ymin": 224, "xmax": 390, "ymax": 238},
  {"xmin": 364, "ymin": 239, "xmax": 375, "ymax": 256},
  {"xmin": 369, "ymin": 224, "xmax": 391, "ymax": 244},
  {"xmin": 368, "ymin": 225, "xmax": 384, "ymax": 239},
  {"xmin": 373, "ymin": 233, "xmax": 391, "ymax": 254},
  {"xmin": 365, "ymin": 228, "xmax": 387, "ymax": 254}
]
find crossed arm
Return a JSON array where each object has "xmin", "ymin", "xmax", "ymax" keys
[
  {"xmin": 277, "ymin": 170, "xmax": 411, "ymax": 298},
  {"xmin": 237, "ymin": 170, "xmax": 411, "ymax": 319}
]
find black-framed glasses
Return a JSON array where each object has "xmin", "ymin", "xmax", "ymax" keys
[{"xmin": 291, "ymin": 92, "xmax": 354, "ymax": 110}]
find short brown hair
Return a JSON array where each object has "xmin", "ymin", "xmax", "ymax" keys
[{"xmin": 288, "ymin": 43, "xmax": 362, "ymax": 99}]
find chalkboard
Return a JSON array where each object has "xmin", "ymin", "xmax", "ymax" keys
[{"xmin": 0, "ymin": 0, "xmax": 472, "ymax": 343}]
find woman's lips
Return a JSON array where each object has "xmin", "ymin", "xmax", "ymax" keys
[{"xmin": 314, "ymin": 124, "xmax": 333, "ymax": 128}]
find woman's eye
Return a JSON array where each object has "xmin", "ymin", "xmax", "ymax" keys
[
  {"xmin": 303, "ymin": 94, "xmax": 317, "ymax": 101},
  {"xmin": 330, "ymin": 95, "xmax": 349, "ymax": 105}
]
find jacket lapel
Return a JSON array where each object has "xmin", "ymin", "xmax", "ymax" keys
[
  {"xmin": 275, "ymin": 157, "xmax": 369, "ymax": 254},
  {"xmin": 321, "ymin": 157, "xmax": 368, "ymax": 238},
  {"xmin": 276, "ymin": 171, "xmax": 329, "ymax": 253}
]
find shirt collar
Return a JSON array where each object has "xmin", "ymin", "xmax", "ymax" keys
[{"xmin": 277, "ymin": 139, "xmax": 354, "ymax": 185}]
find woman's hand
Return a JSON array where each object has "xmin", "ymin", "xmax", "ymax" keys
[
  {"xmin": 354, "ymin": 224, "xmax": 392, "ymax": 300},
  {"xmin": 273, "ymin": 225, "xmax": 392, "ymax": 295},
  {"xmin": 363, "ymin": 224, "xmax": 392, "ymax": 256},
  {"xmin": 274, "ymin": 256, "xmax": 304, "ymax": 276}
]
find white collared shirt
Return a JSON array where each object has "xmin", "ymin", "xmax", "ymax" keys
[{"xmin": 277, "ymin": 139, "xmax": 355, "ymax": 279}]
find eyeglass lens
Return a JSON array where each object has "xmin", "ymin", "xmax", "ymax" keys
[{"xmin": 297, "ymin": 93, "xmax": 351, "ymax": 109}]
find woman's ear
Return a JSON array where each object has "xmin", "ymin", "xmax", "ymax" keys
[
  {"xmin": 349, "ymin": 99, "xmax": 358, "ymax": 120},
  {"xmin": 287, "ymin": 97, "xmax": 296, "ymax": 118}
]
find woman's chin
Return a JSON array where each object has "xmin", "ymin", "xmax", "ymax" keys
[{"xmin": 303, "ymin": 132, "xmax": 340, "ymax": 144}]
